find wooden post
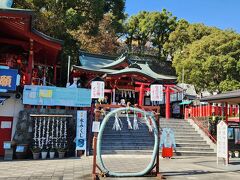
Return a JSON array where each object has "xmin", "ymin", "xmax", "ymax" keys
[
  {"xmin": 139, "ymin": 84, "xmax": 144, "ymax": 106},
  {"xmin": 92, "ymin": 104, "xmax": 100, "ymax": 180},
  {"xmin": 27, "ymin": 39, "xmax": 34, "ymax": 85}
]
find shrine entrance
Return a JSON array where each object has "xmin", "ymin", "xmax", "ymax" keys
[{"xmin": 92, "ymin": 104, "xmax": 162, "ymax": 179}]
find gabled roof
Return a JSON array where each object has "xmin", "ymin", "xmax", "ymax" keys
[{"xmin": 75, "ymin": 52, "xmax": 177, "ymax": 82}]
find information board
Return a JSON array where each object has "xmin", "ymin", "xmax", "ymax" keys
[
  {"xmin": 23, "ymin": 85, "xmax": 91, "ymax": 107},
  {"xmin": 217, "ymin": 121, "xmax": 228, "ymax": 165}
]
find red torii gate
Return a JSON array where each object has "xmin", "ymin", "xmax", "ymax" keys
[{"xmin": 135, "ymin": 82, "xmax": 176, "ymax": 119}]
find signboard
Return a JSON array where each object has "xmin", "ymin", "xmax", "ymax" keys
[
  {"xmin": 217, "ymin": 121, "xmax": 228, "ymax": 165},
  {"xmin": 3, "ymin": 142, "xmax": 11, "ymax": 149},
  {"xmin": 150, "ymin": 84, "xmax": 163, "ymax": 101},
  {"xmin": 16, "ymin": 146, "xmax": 25, "ymax": 153},
  {"xmin": 91, "ymin": 81, "xmax": 105, "ymax": 99},
  {"xmin": 23, "ymin": 85, "xmax": 91, "ymax": 107},
  {"xmin": 92, "ymin": 121, "xmax": 100, "ymax": 132},
  {"xmin": 0, "ymin": 69, "xmax": 19, "ymax": 91},
  {"xmin": 172, "ymin": 103, "xmax": 180, "ymax": 114},
  {"xmin": 76, "ymin": 111, "xmax": 87, "ymax": 151},
  {"xmin": 1, "ymin": 121, "xmax": 12, "ymax": 129}
]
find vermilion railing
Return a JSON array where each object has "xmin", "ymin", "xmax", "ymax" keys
[{"xmin": 191, "ymin": 117, "xmax": 217, "ymax": 144}]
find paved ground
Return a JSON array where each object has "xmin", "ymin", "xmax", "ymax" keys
[{"xmin": 0, "ymin": 155, "xmax": 239, "ymax": 180}]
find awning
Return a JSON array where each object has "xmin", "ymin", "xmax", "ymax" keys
[{"xmin": 179, "ymin": 100, "xmax": 192, "ymax": 105}]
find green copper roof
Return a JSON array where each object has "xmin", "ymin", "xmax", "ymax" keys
[{"xmin": 77, "ymin": 52, "xmax": 177, "ymax": 81}]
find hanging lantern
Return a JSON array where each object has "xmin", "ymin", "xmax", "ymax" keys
[
  {"xmin": 150, "ymin": 80, "xmax": 163, "ymax": 101},
  {"xmin": 91, "ymin": 77, "xmax": 105, "ymax": 99}
]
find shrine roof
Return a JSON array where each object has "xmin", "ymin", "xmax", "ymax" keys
[
  {"xmin": 75, "ymin": 53, "xmax": 177, "ymax": 81},
  {"xmin": 200, "ymin": 90, "xmax": 240, "ymax": 104}
]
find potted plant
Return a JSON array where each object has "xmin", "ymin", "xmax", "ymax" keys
[
  {"xmin": 57, "ymin": 148, "xmax": 66, "ymax": 159},
  {"xmin": 234, "ymin": 150, "xmax": 239, "ymax": 158},
  {"xmin": 41, "ymin": 146, "xmax": 48, "ymax": 159},
  {"xmin": 31, "ymin": 147, "xmax": 41, "ymax": 160},
  {"xmin": 49, "ymin": 148, "xmax": 56, "ymax": 159}
]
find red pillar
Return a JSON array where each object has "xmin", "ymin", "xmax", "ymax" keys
[
  {"xmin": 165, "ymin": 86, "xmax": 171, "ymax": 119},
  {"xmin": 139, "ymin": 84, "xmax": 144, "ymax": 106},
  {"xmin": 27, "ymin": 39, "xmax": 34, "ymax": 85},
  {"xmin": 225, "ymin": 102, "xmax": 228, "ymax": 123},
  {"xmin": 229, "ymin": 105, "xmax": 233, "ymax": 117}
]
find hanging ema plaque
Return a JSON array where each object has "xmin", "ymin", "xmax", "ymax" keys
[{"xmin": 217, "ymin": 121, "xmax": 228, "ymax": 166}]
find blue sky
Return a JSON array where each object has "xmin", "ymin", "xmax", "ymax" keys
[{"xmin": 125, "ymin": 0, "xmax": 240, "ymax": 32}]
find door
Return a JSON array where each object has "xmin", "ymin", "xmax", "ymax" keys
[{"xmin": 0, "ymin": 117, "xmax": 13, "ymax": 156}]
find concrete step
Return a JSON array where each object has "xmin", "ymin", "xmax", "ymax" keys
[{"xmin": 100, "ymin": 150, "xmax": 216, "ymax": 156}]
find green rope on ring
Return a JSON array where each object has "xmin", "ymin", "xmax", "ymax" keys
[{"xmin": 97, "ymin": 107, "xmax": 159, "ymax": 177}]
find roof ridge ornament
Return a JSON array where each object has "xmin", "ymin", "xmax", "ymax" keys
[{"xmin": 0, "ymin": 0, "xmax": 13, "ymax": 8}]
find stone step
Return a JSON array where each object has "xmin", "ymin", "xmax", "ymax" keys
[{"xmin": 99, "ymin": 150, "xmax": 216, "ymax": 156}]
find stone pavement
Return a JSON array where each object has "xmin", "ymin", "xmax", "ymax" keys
[{"xmin": 0, "ymin": 155, "xmax": 239, "ymax": 180}]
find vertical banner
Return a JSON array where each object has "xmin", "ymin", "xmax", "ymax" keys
[
  {"xmin": 217, "ymin": 121, "xmax": 228, "ymax": 165},
  {"xmin": 91, "ymin": 81, "xmax": 104, "ymax": 99},
  {"xmin": 150, "ymin": 84, "xmax": 163, "ymax": 101},
  {"xmin": 76, "ymin": 111, "xmax": 87, "ymax": 151}
]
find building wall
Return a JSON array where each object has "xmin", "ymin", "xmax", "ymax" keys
[{"xmin": 0, "ymin": 93, "xmax": 24, "ymax": 139}]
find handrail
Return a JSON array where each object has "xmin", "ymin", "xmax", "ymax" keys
[{"xmin": 191, "ymin": 117, "xmax": 217, "ymax": 144}]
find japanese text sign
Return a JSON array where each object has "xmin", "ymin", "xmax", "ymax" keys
[
  {"xmin": 91, "ymin": 81, "xmax": 105, "ymax": 99},
  {"xmin": 76, "ymin": 111, "xmax": 87, "ymax": 151},
  {"xmin": 150, "ymin": 84, "xmax": 163, "ymax": 101}
]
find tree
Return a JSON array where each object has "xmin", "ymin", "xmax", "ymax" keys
[
  {"xmin": 125, "ymin": 9, "xmax": 177, "ymax": 57},
  {"xmin": 69, "ymin": 13, "xmax": 120, "ymax": 55},
  {"xmin": 164, "ymin": 21, "xmax": 216, "ymax": 57},
  {"xmin": 151, "ymin": 9, "xmax": 177, "ymax": 58},
  {"xmin": 172, "ymin": 29, "xmax": 240, "ymax": 92}
]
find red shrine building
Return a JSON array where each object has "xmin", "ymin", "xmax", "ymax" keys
[
  {"xmin": 72, "ymin": 52, "xmax": 184, "ymax": 118},
  {"xmin": 0, "ymin": 7, "xmax": 63, "ymax": 156}
]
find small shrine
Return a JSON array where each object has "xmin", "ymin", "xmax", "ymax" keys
[{"xmin": 72, "ymin": 51, "xmax": 183, "ymax": 119}]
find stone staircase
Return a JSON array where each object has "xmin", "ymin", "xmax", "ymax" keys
[{"xmin": 99, "ymin": 116, "xmax": 216, "ymax": 156}]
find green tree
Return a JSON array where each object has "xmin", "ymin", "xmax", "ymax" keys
[
  {"xmin": 172, "ymin": 29, "xmax": 240, "ymax": 92},
  {"xmin": 151, "ymin": 9, "xmax": 177, "ymax": 58}
]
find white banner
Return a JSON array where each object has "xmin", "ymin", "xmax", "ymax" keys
[
  {"xmin": 91, "ymin": 81, "xmax": 105, "ymax": 99},
  {"xmin": 217, "ymin": 121, "xmax": 228, "ymax": 165},
  {"xmin": 76, "ymin": 111, "xmax": 87, "ymax": 151},
  {"xmin": 150, "ymin": 84, "xmax": 163, "ymax": 101}
]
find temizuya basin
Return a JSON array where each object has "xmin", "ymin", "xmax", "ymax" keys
[{"xmin": 0, "ymin": 0, "xmax": 13, "ymax": 8}]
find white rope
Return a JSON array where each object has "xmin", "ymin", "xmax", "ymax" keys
[
  {"xmin": 145, "ymin": 114, "xmax": 153, "ymax": 132},
  {"xmin": 126, "ymin": 112, "xmax": 133, "ymax": 129},
  {"xmin": 112, "ymin": 113, "xmax": 123, "ymax": 131},
  {"xmin": 133, "ymin": 113, "xmax": 139, "ymax": 130}
]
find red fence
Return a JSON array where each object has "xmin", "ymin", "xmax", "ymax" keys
[{"xmin": 184, "ymin": 105, "xmax": 239, "ymax": 119}]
